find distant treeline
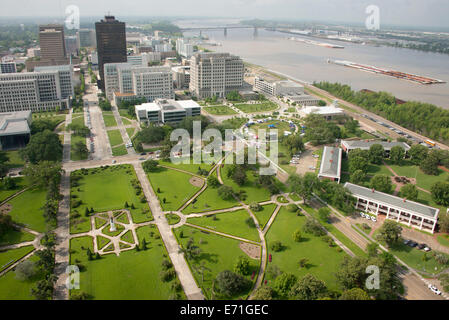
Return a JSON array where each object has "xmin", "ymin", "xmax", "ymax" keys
[{"xmin": 314, "ymin": 81, "xmax": 449, "ymax": 144}]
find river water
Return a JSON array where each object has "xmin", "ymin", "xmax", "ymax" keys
[{"xmin": 182, "ymin": 22, "xmax": 449, "ymax": 109}]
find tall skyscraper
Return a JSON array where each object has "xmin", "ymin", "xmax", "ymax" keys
[
  {"xmin": 95, "ymin": 16, "xmax": 127, "ymax": 92},
  {"xmin": 39, "ymin": 24, "xmax": 66, "ymax": 63}
]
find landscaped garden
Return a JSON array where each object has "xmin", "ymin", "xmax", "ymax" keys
[
  {"xmin": 102, "ymin": 111, "xmax": 117, "ymax": 127},
  {"xmin": 69, "ymin": 165, "xmax": 152, "ymax": 234},
  {"xmin": 233, "ymin": 102, "xmax": 278, "ymax": 113},
  {"xmin": 203, "ymin": 105, "xmax": 238, "ymax": 116}
]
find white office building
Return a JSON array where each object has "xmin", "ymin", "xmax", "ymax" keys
[
  {"xmin": 0, "ymin": 64, "xmax": 74, "ymax": 112},
  {"xmin": 189, "ymin": 52, "xmax": 244, "ymax": 99},
  {"xmin": 176, "ymin": 39, "xmax": 194, "ymax": 58},
  {"xmin": 135, "ymin": 99, "xmax": 201, "ymax": 124},
  {"xmin": 254, "ymin": 77, "xmax": 304, "ymax": 97},
  {"xmin": 104, "ymin": 62, "xmax": 174, "ymax": 104},
  {"xmin": 172, "ymin": 66, "xmax": 190, "ymax": 89}
]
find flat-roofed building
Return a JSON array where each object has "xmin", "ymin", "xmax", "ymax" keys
[
  {"xmin": 39, "ymin": 24, "xmax": 66, "ymax": 63},
  {"xmin": 0, "ymin": 65, "xmax": 73, "ymax": 112},
  {"xmin": 341, "ymin": 140, "xmax": 410, "ymax": 157},
  {"xmin": 300, "ymin": 106, "xmax": 344, "ymax": 120},
  {"xmin": 283, "ymin": 94, "xmax": 320, "ymax": 106},
  {"xmin": 135, "ymin": 99, "xmax": 201, "ymax": 125},
  {"xmin": 172, "ymin": 66, "xmax": 190, "ymax": 89},
  {"xmin": 254, "ymin": 77, "xmax": 304, "ymax": 97},
  {"xmin": 318, "ymin": 146, "xmax": 342, "ymax": 183},
  {"xmin": 104, "ymin": 62, "xmax": 173, "ymax": 104},
  {"xmin": 0, "ymin": 110, "xmax": 32, "ymax": 150},
  {"xmin": 345, "ymin": 182, "xmax": 439, "ymax": 233},
  {"xmin": 189, "ymin": 52, "xmax": 244, "ymax": 99},
  {"xmin": 0, "ymin": 62, "xmax": 17, "ymax": 74}
]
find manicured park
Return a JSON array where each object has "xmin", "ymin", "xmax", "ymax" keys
[
  {"xmin": 233, "ymin": 102, "xmax": 278, "ymax": 113},
  {"xmin": 203, "ymin": 105, "xmax": 238, "ymax": 115}
]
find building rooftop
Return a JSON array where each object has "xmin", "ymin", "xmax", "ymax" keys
[
  {"xmin": 318, "ymin": 146, "xmax": 342, "ymax": 179},
  {"xmin": 344, "ymin": 182, "xmax": 439, "ymax": 219},
  {"xmin": 341, "ymin": 140, "xmax": 411, "ymax": 151},
  {"xmin": 302, "ymin": 106, "xmax": 344, "ymax": 116},
  {"xmin": 0, "ymin": 111, "xmax": 31, "ymax": 136},
  {"xmin": 176, "ymin": 100, "xmax": 201, "ymax": 110}
]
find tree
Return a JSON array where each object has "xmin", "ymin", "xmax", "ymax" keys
[
  {"xmin": 302, "ymin": 217, "xmax": 326, "ymax": 236},
  {"xmin": 350, "ymin": 169, "xmax": 366, "ymax": 185},
  {"xmin": 376, "ymin": 220, "xmax": 402, "ymax": 247},
  {"xmin": 409, "ymin": 144, "xmax": 428, "ymax": 165},
  {"xmin": 430, "ymin": 181, "xmax": 449, "ymax": 206},
  {"xmin": 349, "ymin": 156, "xmax": 368, "ymax": 174},
  {"xmin": 366, "ymin": 242, "xmax": 379, "ymax": 257},
  {"xmin": 369, "ymin": 144, "xmax": 385, "ymax": 164},
  {"xmin": 142, "ymin": 159, "xmax": 159, "ymax": 172},
  {"xmin": 252, "ymin": 286, "xmax": 274, "ymax": 300},
  {"xmin": 438, "ymin": 212, "xmax": 449, "ymax": 233},
  {"xmin": 293, "ymin": 229, "xmax": 302, "ymax": 242},
  {"xmin": 370, "ymin": 174, "xmax": 393, "ymax": 193},
  {"xmin": 273, "ymin": 273, "xmax": 297, "ymax": 298},
  {"xmin": 22, "ymin": 161, "xmax": 62, "ymax": 189},
  {"xmin": 420, "ymin": 150, "xmax": 439, "ymax": 175},
  {"xmin": 234, "ymin": 256, "xmax": 251, "ymax": 276},
  {"xmin": 20, "ymin": 130, "xmax": 63, "ymax": 163},
  {"xmin": 339, "ymin": 288, "xmax": 371, "ymax": 300},
  {"xmin": 289, "ymin": 274, "xmax": 327, "ymax": 300},
  {"xmin": 214, "ymin": 270, "xmax": 251, "ymax": 298},
  {"xmin": 400, "ymin": 184, "xmax": 418, "ymax": 202},
  {"xmin": 73, "ymin": 141, "xmax": 88, "ymax": 158},
  {"xmin": 317, "ymin": 207, "xmax": 331, "ymax": 222},
  {"xmin": 287, "ymin": 173, "xmax": 319, "ymax": 205},
  {"xmin": 270, "ymin": 241, "xmax": 283, "ymax": 252},
  {"xmin": 335, "ymin": 256, "xmax": 368, "ymax": 290},
  {"xmin": 389, "ymin": 146, "xmax": 405, "ymax": 164},
  {"xmin": 217, "ymin": 185, "xmax": 234, "ymax": 200},
  {"xmin": 2, "ymin": 176, "xmax": 17, "ymax": 190},
  {"xmin": 15, "ymin": 260, "xmax": 36, "ymax": 281},
  {"xmin": 0, "ymin": 214, "xmax": 13, "ymax": 237},
  {"xmin": 298, "ymin": 258, "xmax": 308, "ymax": 268},
  {"xmin": 344, "ymin": 119, "xmax": 359, "ymax": 134},
  {"xmin": 207, "ymin": 175, "xmax": 220, "ymax": 188}
]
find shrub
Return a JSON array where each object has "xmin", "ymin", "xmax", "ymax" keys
[
  {"xmin": 270, "ymin": 241, "xmax": 283, "ymax": 252},
  {"xmin": 160, "ymin": 269, "xmax": 176, "ymax": 282}
]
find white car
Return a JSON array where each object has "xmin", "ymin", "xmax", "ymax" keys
[
  {"xmin": 424, "ymin": 247, "xmax": 431, "ymax": 252},
  {"xmin": 371, "ymin": 216, "xmax": 377, "ymax": 222},
  {"xmin": 365, "ymin": 215, "xmax": 372, "ymax": 220},
  {"xmin": 360, "ymin": 213, "xmax": 366, "ymax": 218},
  {"xmin": 428, "ymin": 284, "xmax": 441, "ymax": 295}
]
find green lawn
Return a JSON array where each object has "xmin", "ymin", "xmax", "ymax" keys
[
  {"xmin": 203, "ymin": 105, "xmax": 238, "ymax": 115},
  {"xmin": 386, "ymin": 160, "xmax": 449, "ymax": 191},
  {"xmin": 107, "ymin": 130, "xmax": 123, "ymax": 147},
  {"xmin": 70, "ymin": 135, "xmax": 88, "ymax": 161},
  {"xmin": 437, "ymin": 234, "xmax": 449, "ymax": 247},
  {"xmin": 265, "ymin": 207, "xmax": 347, "ymax": 292},
  {"xmin": 4, "ymin": 150, "xmax": 26, "ymax": 168},
  {"xmin": 0, "ymin": 254, "xmax": 44, "ymax": 300},
  {"xmin": 166, "ymin": 214, "xmax": 181, "ymax": 225},
  {"xmin": 69, "ymin": 225, "xmax": 180, "ymax": 300},
  {"xmin": 250, "ymin": 120, "xmax": 293, "ymax": 135},
  {"xmin": 253, "ymin": 204, "xmax": 277, "ymax": 229},
  {"xmin": 70, "ymin": 165, "xmax": 152, "ymax": 234},
  {"xmin": 147, "ymin": 167, "xmax": 202, "ymax": 211},
  {"xmin": 0, "ymin": 229, "xmax": 35, "ymax": 247},
  {"xmin": 234, "ymin": 102, "xmax": 278, "ymax": 113},
  {"xmin": 0, "ymin": 245, "xmax": 34, "ymax": 272},
  {"xmin": 0, "ymin": 177, "xmax": 28, "ymax": 202},
  {"xmin": 121, "ymin": 117, "xmax": 132, "ymax": 125},
  {"xmin": 221, "ymin": 165, "xmax": 272, "ymax": 204},
  {"xmin": 7, "ymin": 188, "xmax": 48, "ymax": 233},
  {"xmin": 159, "ymin": 159, "xmax": 212, "ymax": 175},
  {"xmin": 112, "ymin": 145, "xmax": 128, "ymax": 156},
  {"xmin": 70, "ymin": 114, "xmax": 85, "ymax": 127},
  {"xmin": 187, "ymin": 209, "xmax": 260, "ymax": 242},
  {"xmin": 173, "ymin": 225, "xmax": 260, "ymax": 300},
  {"xmin": 102, "ymin": 112, "xmax": 117, "ymax": 127},
  {"xmin": 126, "ymin": 127, "xmax": 136, "ymax": 139}
]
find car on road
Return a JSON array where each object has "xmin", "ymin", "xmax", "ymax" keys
[
  {"xmin": 139, "ymin": 157, "xmax": 145, "ymax": 161},
  {"xmin": 140, "ymin": 152, "xmax": 146, "ymax": 155},
  {"xmin": 428, "ymin": 284, "xmax": 441, "ymax": 295}
]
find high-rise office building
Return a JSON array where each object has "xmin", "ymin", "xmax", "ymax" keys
[
  {"xmin": 95, "ymin": 16, "xmax": 127, "ymax": 92},
  {"xmin": 77, "ymin": 29, "xmax": 96, "ymax": 48},
  {"xmin": 39, "ymin": 24, "xmax": 66, "ymax": 62},
  {"xmin": 189, "ymin": 52, "xmax": 244, "ymax": 99},
  {"xmin": 0, "ymin": 65, "xmax": 74, "ymax": 112},
  {"xmin": 0, "ymin": 62, "xmax": 17, "ymax": 74}
]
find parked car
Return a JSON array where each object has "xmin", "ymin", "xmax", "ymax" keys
[
  {"xmin": 403, "ymin": 239, "xmax": 411, "ymax": 245},
  {"xmin": 371, "ymin": 216, "xmax": 377, "ymax": 222},
  {"xmin": 428, "ymin": 284, "xmax": 441, "ymax": 295},
  {"xmin": 112, "ymin": 160, "xmax": 116, "ymax": 164},
  {"xmin": 424, "ymin": 246, "xmax": 431, "ymax": 252},
  {"xmin": 408, "ymin": 241, "xmax": 418, "ymax": 247},
  {"xmin": 418, "ymin": 243, "xmax": 426, "ymax": 250},
  {"xmin": 140, "ymin": 152, "xmax": 146, "ymax": 156}
]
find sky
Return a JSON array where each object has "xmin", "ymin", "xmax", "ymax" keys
[{"xmin": 1, "ymin": 0, "xmax": 449, "ymax": 29}]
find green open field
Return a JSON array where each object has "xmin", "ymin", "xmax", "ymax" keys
[
  {"xmin": 0, "ymin": 245, "xmax": 34, "ymax": 272},
  {"xmin": 146, "ymin": 167, "xmax": 202, "ymax": 211},
  {"xmin": 121, "ymin": 117, "xmax": 132, "ymax": 125},
  {"xmin": 4, "ymin": 150, "xmax": 26, "ymax": 169},
  {"xmin": 126, "ymin": 127, "xmax": 136, "ymax": 139},
  {"xmin": 187, "ymin": 209, "xmax": 260, "ymax": 242},
  {"xmin": 112, "ymin": 145, "xmax": 128, "ymax": 156},
  {"xmin": 265, "ymin": 207, "xmax": 347, "ymax": 292},
  {"xmin": 159, "ymin": 159, "xmax": 213, "ymax": 175},
  {"xmin": 70, "ymin": 135, "xmax": 88, "ymax": 161},
  {"xmin": 7, "ymin": 188, "xmax": 48, "ymax": 233},
  {"xmin": 221, "ymin": 165, "xmax": 273, "ymax": 204},
  {"xmin": 203, "ymin": 105, "xmax": 238, "ymax": 115},
  {"xmin": 253, "ymin": 204, "xmax": 277, "ymax": 229},
  {"xmin": 0, "ymin": 254, "xmax": 44, "ymax": 300},
  {"xmin": 0, "ymin": 229, "xmax": 35, "ymax": 247},
  {"xmin": 107, "ymin": 129, "xmax": 123, "ymax": 147},
  {"xmin": 0, "ymin": 177, "xmax": 28, "ymax": 202},
  {"xmin": 102, "ymin": 111, "xmax": 117, "ymax": 127},
  {"xmin": 69, "ymin": 225, "xmax": 181, "ymax": 300},
  {"xmin": 70, "ymin": 165, "xmax": 152, "ymax": 234},
  {"xmin": 249, "ymin": 120, "xmax": 293, "ymax": 134},
  {"xmin": 173, "ymin": 225, "xmax": 260, "ymax": 300},
  {"xmin": 70, "ymin": 114, "xmax": 85, "ymax": 127},
  {"xmin": 165, "ymin": 214, "xmax": 181, "ymax": 225},
  {"xmin": 437, "ymin": 235, "xmax": 449, "ymax": 247},
  {"xmin": 234, "ymin": 102, "xmax": 278, "ymax": 113}
]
